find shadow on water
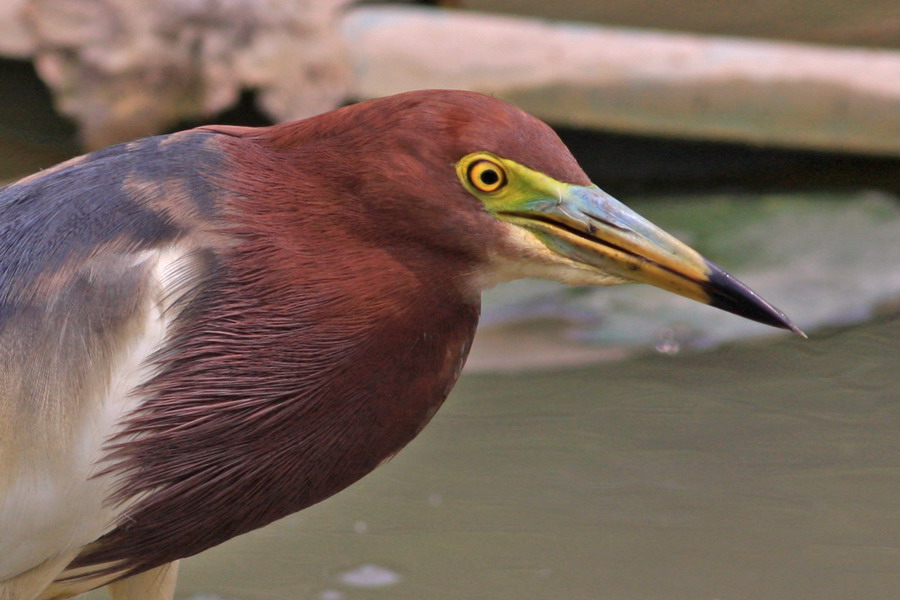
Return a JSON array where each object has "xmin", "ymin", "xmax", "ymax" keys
[{"xmin": 144, "ymin": 313, "xmax": 899, "ymax": 600}]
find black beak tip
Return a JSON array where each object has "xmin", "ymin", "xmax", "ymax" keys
[{"xmin": 704, "ymin": 261, "xmax": 806, "ymax": 337}]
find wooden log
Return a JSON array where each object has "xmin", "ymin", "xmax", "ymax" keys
[{"xmin": 342, "ymin": 6, "xmax": 900, "ymax": 156}]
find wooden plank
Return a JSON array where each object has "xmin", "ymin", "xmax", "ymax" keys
[{"xmin": 343, "ymin": 6, "xmax": 900, "ymax": 156}]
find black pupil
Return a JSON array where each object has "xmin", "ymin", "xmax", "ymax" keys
[{"xmin": 479, "ymin": 168, "xmax": 500, "ymax": 186}]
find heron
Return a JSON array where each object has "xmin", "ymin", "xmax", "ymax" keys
[{"xmin": 0, "ymin": 90, "xmax": 800, "ymax": 600}]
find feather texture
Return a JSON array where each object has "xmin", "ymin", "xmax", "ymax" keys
[{"xmin": 1, "ymin": 89, "xmax": 589, "ymax": 597}]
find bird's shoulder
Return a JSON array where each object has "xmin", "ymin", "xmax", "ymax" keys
[
  {"xmin": 0, "ymin": 129, "xmax": 232, "ymax": 292},
  {"xmin": 0, "ymin": 129, "xmax": 237, "ymax": 354}
]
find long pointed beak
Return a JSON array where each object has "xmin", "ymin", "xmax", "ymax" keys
[{"xmin": 501, "ymin": 184, "xmax": 803, "ymax": 335}]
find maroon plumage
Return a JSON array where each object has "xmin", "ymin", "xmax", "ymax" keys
[{"xmin": 59, "ymin": 90, "xmax": 584, "ymax": 577}]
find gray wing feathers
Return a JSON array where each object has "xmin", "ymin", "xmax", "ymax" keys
[{"xmin": 0, "ymin": 129, "xmax": 233, "ymax": 582}]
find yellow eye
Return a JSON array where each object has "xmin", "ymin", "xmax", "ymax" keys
[{"xmin": 467, "ymin": 159, "xmax": 507, "ymax": 193}]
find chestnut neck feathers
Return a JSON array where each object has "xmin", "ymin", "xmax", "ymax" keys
[{"xmin": 74, "ymin": 92, "xmax": 549, "ymax": 576}]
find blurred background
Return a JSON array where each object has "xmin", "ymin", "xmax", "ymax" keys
[{"xmin": 1, "ymin": 1, "xmax": 898, "ymax": 598}]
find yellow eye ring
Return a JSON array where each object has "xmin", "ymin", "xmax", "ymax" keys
[{"xmin": 467, "ymin": 159, "xmax": 507, "ymax": 193}]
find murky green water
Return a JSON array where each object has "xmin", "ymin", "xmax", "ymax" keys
[{"xmin": 99, "ymin": 313, "xmax": 896, "ymax": 600}]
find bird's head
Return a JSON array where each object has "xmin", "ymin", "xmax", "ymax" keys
[{"xmin": 228, "ymin": 90, "xmax": 799, "ymax": 333}]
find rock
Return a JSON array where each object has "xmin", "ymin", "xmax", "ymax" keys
[{"xmin": 19, "ymin": 0, "xmax": 352, "ymax": 148}]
